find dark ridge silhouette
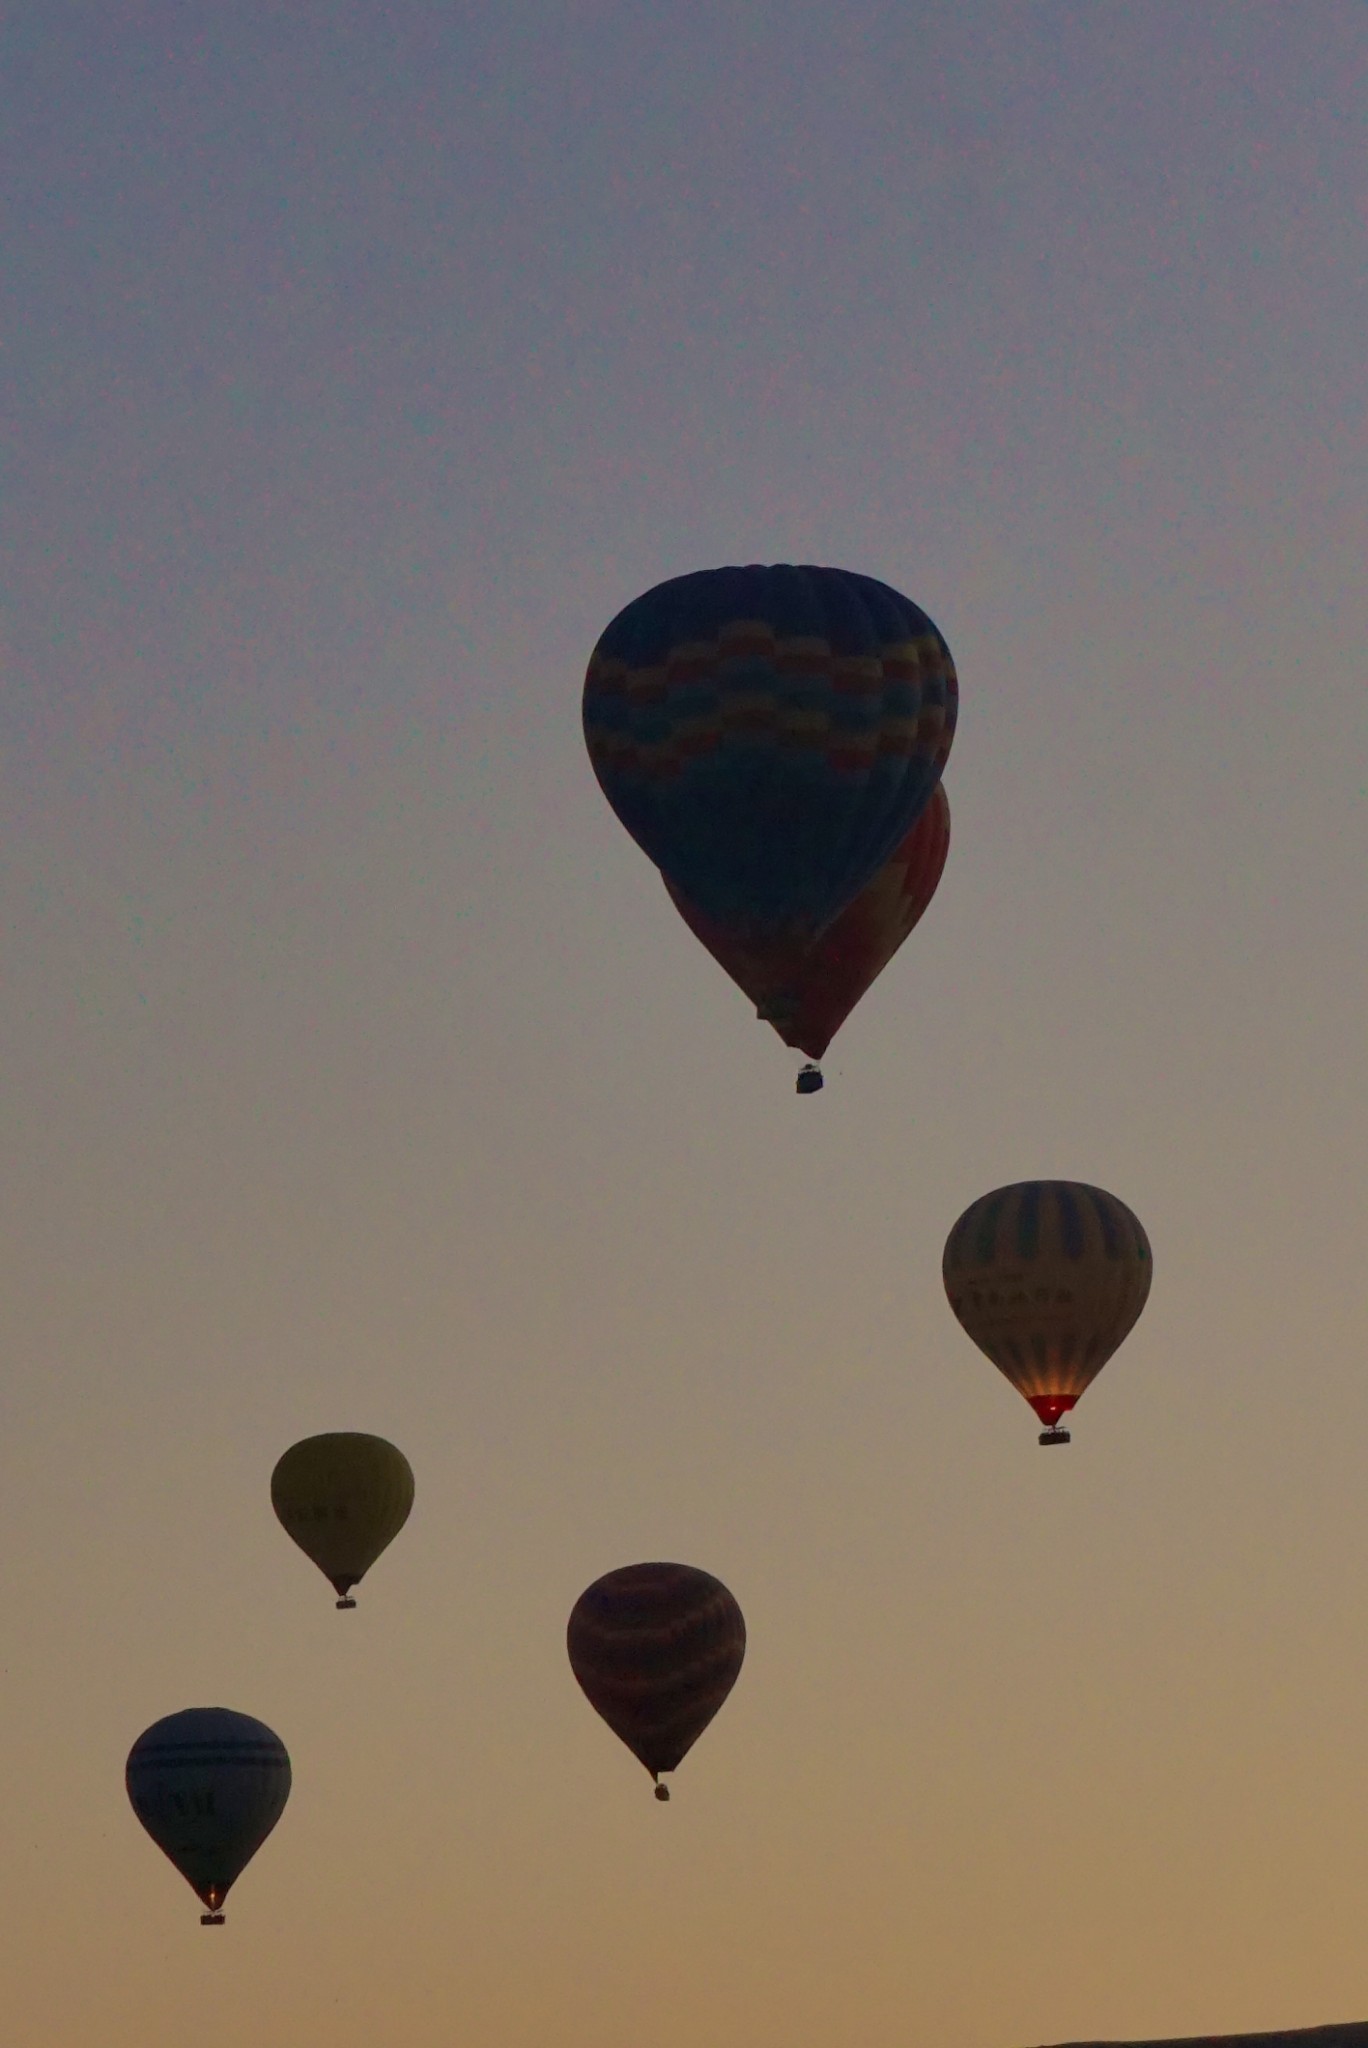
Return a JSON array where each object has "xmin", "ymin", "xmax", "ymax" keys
[{"xmin": 1041, "ymin": 2027, "xmax": 1368, "ymax": 2047}]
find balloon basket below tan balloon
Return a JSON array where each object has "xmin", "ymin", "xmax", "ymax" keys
[
  {"xmin": 796, "ymin": 1064, "xmax": 824, "ymax": 1095},
  {"xmin": 1038, "ymin": 1425, "xmax": 1072, "ymax": 1446}
]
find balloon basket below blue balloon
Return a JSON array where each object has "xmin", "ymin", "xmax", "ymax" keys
[{"xmin": 796, "ymin": 1066, "xmax": 824, "ymax": 1095}]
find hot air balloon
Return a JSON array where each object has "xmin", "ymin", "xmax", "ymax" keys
[
  {"xmin": 943, "ymin": 1181, "xmax": 1152, "ymax": 1444},
  {"xmin": 126, "ymin": 1707, "xmax": 291, "ymax": 1925},
  {"xmin": 666, "ymin": 779, "xmax": 950, "ymax": 1084},
  {"xmin": 567, "ymin": 1562, "xmax": 746, "ymax": 1800},
  {"xmin": 271, "ymin": 1432, "xmax": 414, "ymax": 1609},
  {"xmin": 582, "ymin": 565, "xmax": 957, "ymax": 1079}
]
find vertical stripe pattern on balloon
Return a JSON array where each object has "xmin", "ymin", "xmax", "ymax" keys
[{"xmin": 942, "ymin": 1181, "xmax": 1152, "ymax": 1412}]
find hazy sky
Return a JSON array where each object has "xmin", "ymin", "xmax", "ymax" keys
[{"xmin": 2, "ymin": 6, "xmax": 1365, "ymax": 2045}]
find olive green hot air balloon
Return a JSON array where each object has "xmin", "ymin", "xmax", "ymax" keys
[{"xmin": 271, "ymin": 1433, "xmax": 414, "ymax": 1608}]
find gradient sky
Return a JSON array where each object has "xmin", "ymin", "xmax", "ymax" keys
[{"xmin": 2, "ymin": 6, "xmax": 1366, "ymax": 2045}]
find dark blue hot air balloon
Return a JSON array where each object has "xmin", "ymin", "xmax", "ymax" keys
[
  {"xmin": 582, "ymin": 565, "xmax": 957, "ymax": 948},
  {"xmin": 126, "ymin": 1707, "xmax": 291, "ymax": 1925}
]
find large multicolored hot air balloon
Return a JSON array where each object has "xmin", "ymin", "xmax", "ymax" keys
[
  {"xmin": 126, "ymin": 1707, "xmax": 291, "ymax": 1925},
  {"xmin": 943, "ymin": 1180, "xmax": 1153, "ymax": 1444},
  {"xmin": 666, "ymin": 779, "xmax": 950, "ymax": 1066},
  {"xmin": 567, "ymin": 1562, "xmax": 746, "ymax": 1800},
  {"xmin": 583, "ymin": 564, "xmax": 957, "ymax": 999},
  {"xmin": 271, "ymin": 1433, "xmax": 414, "ymax": 1609}
]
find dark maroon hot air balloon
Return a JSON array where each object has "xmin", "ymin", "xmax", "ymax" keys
[{"xmin": 567, "ymin": 1562, "xmax": 746, "ymax": 1800}]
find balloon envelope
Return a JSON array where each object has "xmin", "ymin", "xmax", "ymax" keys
[
  {"xmin": 667, "ymin": 779, "xmax": 950, "ymax": 1059},
  {"xmin": 583, "ymin": 565, "xmax": 957, "ymax": 945},
  {"xmin": 271, "ymin": 1432, "xmax": 414, "ymax": 1605},
  {"xmin": 126, "ymin": 1707, "xmax": 291, "ymax": 1920},
  {"xmin": 943, "ymin": 1181, "xmax": 1153, "ymax": 1432},
  {"xmin": 567, "ymin": 1562, "xmax": 746, "ymax": 1791}
]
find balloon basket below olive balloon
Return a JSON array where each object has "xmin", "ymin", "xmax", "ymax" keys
[
  {"xmin": 654, "ymin": 1783, "xmax": 670, "ymax": 1802},
  {"xmin": 1038, "ymin": 1425, "xmax": 1072, "ymax": 1446},
  {"xmin": 200, "ymin": 1912, "xmax": 226, "ymax": 1926},
  {"xmin": 796, "ymin": 1065, "xmax": 823, "ymax": 1095}
]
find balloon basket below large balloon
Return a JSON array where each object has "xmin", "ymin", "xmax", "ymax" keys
[
  {"xmin": 654, "ymin": 1782, "xmax": 670, "ymax": 1802},
  {"xmin": 796, "ymin": 1065, "xmax": 824, "ymax": 1095},
  {"xmin": 1038, "ymin": 1425, "xmax": 1072, "ymax": 1446},
  {"xmin": 200, "ymin": 1912, "xmax": 226, "ymax": 1926},
  {"xmin": 335, "ymin": 1595, "xmax": 357, "ymax": 1610}
]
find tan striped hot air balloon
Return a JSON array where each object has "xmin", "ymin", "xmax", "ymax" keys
[
  {"xmin": 567, "ymin": 1563, "xmax": 746, "ymax": 1800},
  {"xmin": 271, "ymin": 1433, "xmax": 414, "ymax": 1608},
  {"xmin": 943, "ymin": 1180, "xmax": 1152, "ymax": 1445}
]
